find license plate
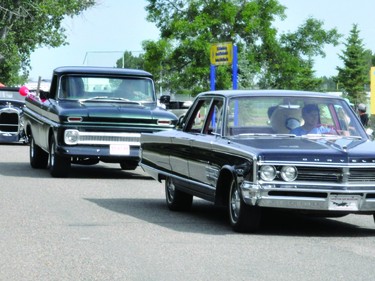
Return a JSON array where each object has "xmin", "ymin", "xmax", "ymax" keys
[
  {"xmin": 110, "ymin": 144, "xmax": 130, "ymax": 155},
  {"xmin": 328, "ymin": 195, "xmax": 361, "ymax": 211}
]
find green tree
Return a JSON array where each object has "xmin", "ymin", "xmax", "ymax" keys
[
  {"xmin": 144, "ymin": 0, "xmax": 340, "ymax": 96},
  {"xmin": 337, "ymin": 24, "xmax": 369, "ymax": 104},
  {"xmin": 0, "ymin": 0, "xmax": 96, "ymax": 86},
  {"xmin": 320, "ymin": 76, "xmax": 338, "ymax": 92},
  {"xmin": 259, "ymin": 18, "xmax": 340, "ymax": 89},
  {"xmin": 115, "ymin": 51, "xmax": 145, "ymax": 69}
]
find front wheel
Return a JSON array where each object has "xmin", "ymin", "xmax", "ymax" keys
[
  {"xmin": 49, "ymin": 137, "xmax": 71, "ymax": 178},
  {"xmin": 229, "ymin": 179, "xmax": 261, "ymax": 233},
  {"xmin": 29, "ymin": 136, "xmax": 48, "ymax": 169},
  {"xmin": 165, "ymin": 177, "xmax": 193, "ymax": 211}
]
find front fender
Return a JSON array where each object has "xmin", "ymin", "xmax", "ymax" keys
[{"xmin": 214, "ymin": 162, "xmax": 253, "ymax": 206}]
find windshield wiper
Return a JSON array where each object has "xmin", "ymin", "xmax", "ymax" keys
[
  {"xmin": 234, "ymin": 133, "xmax": 296, "ymax": 138},
  {"xmin": 79, "ymin": 96, "xmax": 141, "ymax": 105},
  {"xmin": 79, "ymin": 96, "xmax": 109, "ymax": 101}
]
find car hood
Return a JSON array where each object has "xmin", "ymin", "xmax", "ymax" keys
[{"xmin": 230, "ymin": 137, "xmax": 375, "ymax": 163}]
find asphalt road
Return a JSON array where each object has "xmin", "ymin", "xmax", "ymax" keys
[{"xmin": 1, "ymin": 143, "xmax": 375, "ymax": 281}]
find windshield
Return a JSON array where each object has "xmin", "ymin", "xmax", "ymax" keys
[
  {"xmin": 225, "ymin": 96, "xmax": 366, "ymax": 139},
  {"xmin": 58, "ymin": 75, "xmax": 155, "ymax": 102},
  {"xmin": 0, "ymin": 89, "xmax": 26, "ymax": 102}
]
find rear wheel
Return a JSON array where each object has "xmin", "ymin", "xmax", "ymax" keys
[
  {"xmin": 229, "ymin": 179, "xmax": 261, "ymax": 233},
  {"xmin": 165, "ymin": 177, "xmax": 193, "ymax": 211},
  {"xmin": 29, "ymin": 136, "xmax": 48, "ymax": 169},
  {"xmin": 49, "ymin": 137, "xmax": 71, "ymax": 178}
]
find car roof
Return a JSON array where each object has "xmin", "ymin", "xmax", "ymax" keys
[
  {"xmin": 196, "ymin": 89, "xmax": 343, "ymax": 100},
  {"xmin": 53, "ymin": 66, "xmax": 153, "ymax": 77}
]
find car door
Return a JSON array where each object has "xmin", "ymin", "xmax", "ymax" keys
[
  {"xmin": 168, "ymin": 98, "xmax": 213, "ymax": 179},
  {"xmin": 184, "ymin": 97, "xmax": 224, "ymax": 198}
]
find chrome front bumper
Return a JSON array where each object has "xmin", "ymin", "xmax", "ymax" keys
[{"xmin": 241, "ymin": 181, "xmax": 375, "ymax": 212}]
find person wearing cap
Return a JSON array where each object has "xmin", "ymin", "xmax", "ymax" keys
[
  {"xmin": 290, "ymin": 104, "xmax": 332, "ymax": 136},
  {"xmin": 357, "ymin": 103, "xmax": 369, "ymax": 127}
]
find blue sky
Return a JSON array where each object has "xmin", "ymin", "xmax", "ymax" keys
[{"xmin": 29, "ymin": 0, "xmax": 374, "ymax": 81}]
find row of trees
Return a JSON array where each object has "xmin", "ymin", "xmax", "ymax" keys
[
  {"xmin": 1, "ymin": 0, "xmax": 373, "ymax": 105},
  {"xmin": 117, "ymin": 0, "xmax": 373, "ymax": 105},
  {"xmin": 0, "ymin": 0, "xmax": 96, "ymax": 85}
]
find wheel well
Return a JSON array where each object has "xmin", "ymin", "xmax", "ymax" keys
[
  {"xmin": 158, "ymin": 173, "xmax": 167, "ymax": 182},
  {"xmin": 215, "ymin": 168, "xmax": 235, "ymax": 207},
  {"xmin": 25, "ymin": 124, "xmax": 32, "ymax": 138},
  {"xmin": 48, "ymin": 129, "xmax": 55, "ymax": 148}
]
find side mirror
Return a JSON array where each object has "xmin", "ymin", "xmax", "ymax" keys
[
  {"xmin": 176, "ymin": 114, "xmax": 186, "ymax": 129},
  {"xmin": 39, "ymin": 90, "xmax": 49, "ymax": 100}
]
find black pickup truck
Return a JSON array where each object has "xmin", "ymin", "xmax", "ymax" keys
[{"xmin": 23, "ymin": 66, "xmax": 177, "ymax": 177}]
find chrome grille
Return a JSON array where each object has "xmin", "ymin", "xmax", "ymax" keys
[
  {"xmin": 294, "ymin": 167, "xmax": 375, "ymax": 183},
  {"xmin": 77, "ymin": 132, "xmax": 140, "ymax": 145},
  {"xmin": 348, "ymin": 168, "xmax": 375, "ymax": 183},
  {"xmin": 296, "ymin": 167, "xmax": 342, "ymax": 182},
  {"xmin": 0, "ymin": 111, "xmax": 19, "ymax": 133}
]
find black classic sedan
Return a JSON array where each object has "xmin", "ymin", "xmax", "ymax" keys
[
  {"xmin": 140, "ymin": 90, "xmax": 375, "ymax": 232},
  {"xmin": 0, "ymin": 87, "xmax": 27, "ymax": 143}
]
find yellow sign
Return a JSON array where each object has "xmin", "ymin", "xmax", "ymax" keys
[
  {"xmin": 210, "ymin": 43, "xmax": 233, "ymax": 66},
  {"xmin": 371, "ymin": 67, "xmax": 375, "ymax": 115}
]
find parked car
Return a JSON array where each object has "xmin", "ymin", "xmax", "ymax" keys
[
  {"xmin": 22, "ymin": 66, "xmax": 177, "ymax": 177},
  {"xmin": 140, "ymin": 89, "xmax": 375, "ymax": 233},
  {"xmin": 0, "ymin": 87, "xmax": 27, "ymax": 143},
  {"xmin": 159, "ymin": 95, "xmax": 192, "ymax": 117}
]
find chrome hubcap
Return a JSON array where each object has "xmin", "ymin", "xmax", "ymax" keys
[
  {"xmin": 167, "ymin": 178, "xmax": 175, "ymax": 201},
  {"xmin": 230, "ymin": 185, "xmax": 240, "ymax": 221}
]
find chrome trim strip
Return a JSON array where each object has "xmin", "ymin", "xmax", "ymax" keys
[
  {"xmin": 140, "ymin": 163, "xmax": 216, "ymax": 191},
  {"xmin": 259, "ymin": 160, "xmax": 375, "ymax": 168}
]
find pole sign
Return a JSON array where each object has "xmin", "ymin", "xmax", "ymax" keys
[{"xmin": 210, "ymin": 43, "xmax": 233, "ymax": 66}]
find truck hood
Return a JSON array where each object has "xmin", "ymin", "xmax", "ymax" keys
[{"xmin": 56, "ymin": 100, "xmax": 176, "ymax": 120}]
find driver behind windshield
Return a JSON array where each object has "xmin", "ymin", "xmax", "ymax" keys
[{"xmin": 290, "ymin": 104, "xmax": 331, "ymax": 136}]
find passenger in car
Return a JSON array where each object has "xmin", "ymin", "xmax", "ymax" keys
[
  {"xmin": 115, "ymin": 79, "xmax": 150, "ymax": 101},
  {"xmin": 290, "ymin": 104, "xmax": 332, "ymax": 136}
]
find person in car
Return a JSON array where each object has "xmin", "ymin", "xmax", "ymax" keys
[{"xmin": 290, "ymin": 104, "xmax": 332, "ymax": 136}]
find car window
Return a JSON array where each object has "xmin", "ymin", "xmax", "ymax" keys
[
  {"xmin": 188, "ymin": 98, "xmax": 213, "ymax": 133},
  {"xmin": 184, "ymin": 97, "xmax": 224, "ymax": 135},
  {"xmin": 227, "ymin": 96, "xmax": 283, "ymax": 136}
]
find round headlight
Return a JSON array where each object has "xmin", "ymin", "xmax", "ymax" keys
[
  {"xmin": 259, "ymin": 165, "xmax": 277, "ymax": 181},
  {"xmin": 64, "ymin": 129, "xmax": 79, "ymax": 145},
  {"xmin": 280, "ymin": 166, "xmax": 298, "ymax": 182}
]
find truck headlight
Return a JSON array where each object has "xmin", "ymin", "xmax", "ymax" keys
[
  {"xmin": 280, "ymin": 166, "xmax": 298, "ymax": 182},
  {"xmin": 259, "ymin": 165, "xmax": 276, "ymax": 181},
  {"xmin": 64, "ymin": 129, "xmax": 79, "ymax": 145}
]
